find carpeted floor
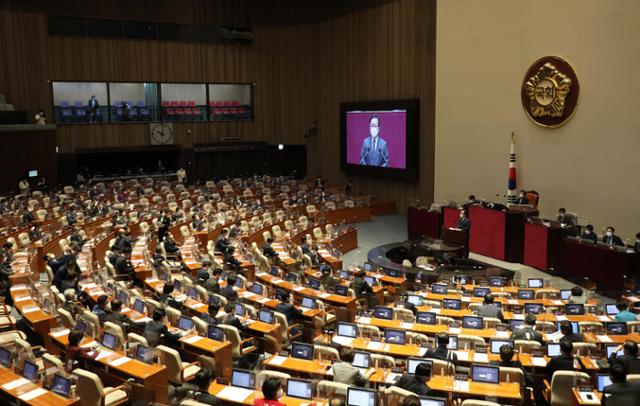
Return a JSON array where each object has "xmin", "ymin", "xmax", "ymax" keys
[{"xmin": 343, "ymin": 214, "xmax": 615, "ymax": 304}]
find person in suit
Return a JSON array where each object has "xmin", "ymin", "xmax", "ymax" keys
[
  {"xmin": 105, "ymin": 299, "xmax": 147, "ymax": 334},
  {"xmin": 581, "ymin": 224, "xmax": 598, "ymax": 243},
  {"xmin": 511, "ymin": 313, "xmax": 544, "ymax": 344},
  {"xmin": 92, "ymin": 294, "xmax": 111, "ymax": 325},
  {"xmin": 559, "ymin": 320, "xmax": 584, "ymax": 343},
  {"xmin": 64, "ymin": 329, "xmax": 98, "ymax": 372},
  {"xmin": 456, "ymin": 209, "xmax": 470, "ymax": 231},
  {"xmin": 205, "ymin": 268, "xmax": 222, "ymax": 294},
  {"xmin": 396, "ymin": 362, "xmax": 434, "ymax": 396},
  {"xmin": 215, "ymin": 229, "xmax": 232, "ymax": 254},
  {"xmin": 351, "ymin": 269, "xmax": 375, "ymax": 308},
  {"xmin": 157, "ymin": 209, "xmax": 171, "ymax": 242},
  {"xmin": 633, "ymin": 232, "xmax": 640, "ymax": 253},
  {"xmin": 514, "ymin": 190, "xmax": 529, "ymax": 204},
  {"xmin": 425, "ymin": 333, "xmax": 458, "ymax": 365},
  {"xmin": 220, "ymin": 273, "xmax": 239, "ymax": 302},
  {"xmin": 87, "ymin": 95, "xmax": 99, "ymax": 123},
  {"xmin": 332, "ymin": 347, "xmax": 374, "ymax": 386},
  {"xmin": 262, "ymin": 237, "xmax": 279, "ymax": 259},
  {"xmin": 253, "ymin": 377, "xmax": 285, "ymax": 406},
  {"xmin": 546, "ymin": 338, "xmax": 577, "ymax": 380},
  {"xmin": 603, "ymin": 226, "xmax": 624, "ymax": 246},
  {"xmin": 171, "ymin": 368, "xmax": 221, "ymax": 405},
  {"xmin": 144, "ymin": 309, "xmax": 182, "ymax": 347},
  {"xmin": 556, "ymin": 207, "xmax": 576, "ymax": 226},
  {"xmin": 320, "ymin": 265, "xmax": 338, "ymax": 291},
  {"xmin": 115, "ymin": 250, "xmax": 135, "ymax": 280},
  {"xmin": 274, "ymin": 291, "xmax": 302, "ymax": 323},
  {"xmin": 359, "ymin": 115, "xmax": 389, "ymax": 167},
  {"xmin": 114, "ymin": 229, "xmax": 131, "ymax": 252},
  {"xmin": 199, "ymin": 303, "xmax": 221, "ymax": 328},
  {"xmin": 300, "ymin": 236, "xmax": 318, "ymax": 264},
  {"xmin": 610, "ymin": 341, "xmax": 640, "ymax": 374},
  {"xmin": 602, "ymin": 362, "xmax": 640, "ymax": 405},
  {"xmin": 491, "ymin": 344, "xmax": 535, "ymax": 387},
  {"xmin": 163, "ymin": 234, "xmax": 181, "ymax": 256},
  {"xmin": 222, "ymin": 303, "xmax": 246, "ymax": 331},
  {"xmin": 476, "ymin": 294, "xmax": 504, "ymax": 322}
]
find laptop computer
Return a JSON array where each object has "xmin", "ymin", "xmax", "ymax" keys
[
  {"xmin": 407, "ymin": 358, "xmax": 432, "ymax": 375},
  {"xmin": 565, "ymin": 304, "xmax": 585, "ymax": 315},
  {"xmin": 234, "ymin": 303, "xmax": 245, "ymax": 317},
  {"xmin": 173, "ymin": 279, "xmax": 182, "ymax": 292},
  {"xmin": 509, "ymin": 319, "xmax": 525, "ymax": 331},
  {"xmin": 524, "ymin": 303, "xmax": 543, "ymax": 314},
  {"xmin": 301, "ymin": 297, "xmax": 316, "ymax": 309},
  {"xmin": 347, "ymin": 387, "xmax": 377, "ymax": 406},
  {"xmin": 605, "ymin": 304, "xmax": 620, "ymax": 316},
  {"xmin": 386, "ymin": 268, "xmax": 400, "ymax": 278},
  {"xmin": 527, "ymin": 278, "xmax": 543, "ymax": 288},
  {"xmin": 606, "ymin": 322, "xmax": 628, "ymax": 335},
  {"xmin": 0, "ymin": 347, "xmax": 11, "ymax": 368},
  {"xmin": 489, "ymin": 277, "xmax": 505, "ymax": 287},
  {"xmin": 364, "ymin": 276, "xmax": 377, "ymax": 286},
  {"xmin": 187, "ymin": 287, "xmax": 198, "ymax": 299},
  {"xmin": 101, "ymin": 331, "xmax": 118, "ymax": 351},
  {"xmin": 308, "ymin": 278, "xmax": 321, "ymax": 290},
  {"xmin": 337, "ymin": 322, "xmax": 358, "ymax": 338},
  {"xmin": 605, "ymin": 344, "xmax": 623, "ymax": 359},
  {"xmin": 471, "ymin": 365, "xmax": 499, "ymax": 384},
  {"xmin": 291, "ymin": 342, "xmax": 314, "ymax": 360},
  {"xmin": 251, "ymin": 283, "xmax": 264, "ymax": 295},
  {"xmin": 352, "ymin": 351, "xmax": 370, "ymax": 371},
  {"xmin": 373, "ymin": 306, "xmax": 393, "ymax": 320},
  {"xmin": 51, "ymin": 374, "xmax": 72, "ymax": 398},
  {"xmin": 490, "ymin": 339, "xmax": 514, "ymax": 354},
  {"xmin": 384, "ymin": 329, "xmax": 406, "ymax": 344},
  {"xmin": 259, "ymin": 309, "xmax": 275, "ymax": 324},
  {"xmin": 431, "ymin": 284, "xmax": 448, "ymax": 295},
  {"xmin": 560, "ymin": 289, "xmax": 571, "ymax": 300},
  {"xmin": 518, "ymin": 290, "xmax": 535, "ymax": 300},
  {"xmin": 286, "ymin": 378, "xmax": 313, "ymax": 400},
  {"xmin": 597, "ymin": 373, "xmax": 612, "ymax": 392},
  {"xmin": 135, "ymin": 345, "xmax": 155, "ymax": 364},
  {"xmin": 416, "ymin": 311, "xmax": 436, "ymax": 325},
  {"xmin": 335, "ymin": 285, "xmax": 349, "ymax": 296},
  {"xmin": 339, "ymin": 270, "xmax": 351, "ymax": 280},
  {"xmin": 442, "ymin": 298, "xmax": 461, "ymax": 310},
  {"xmin": 419, "ymin": 397, "xmax": 447, "ymax": 406},
  {"xmin": 286, "ymin": 272, "xmax": 298, "ymax": 283},
  {"xmin": 22, "ymin": 359, "xmax": 39, "ymax": 382},
  {"xmin": 178, "ymin": 315, "xmax": 194, "ymax": 331},
  {"xmin": 556, "ymin": 321, "xmax": 579, "ymax": 334},
  {"xmin": 76, "ymin": 319, "xmax": 88, "ymax": 334},
  {"xmin": 208, "ymin": 295, "xmax": 221, "ymax": 306},
  {"xmin": 363, "ymin": 262, "xmax": 374, "ymax": 272},
  {"xmin": 407, "ymin": 294, "xmax": 423, "ymax": 307},
  {"xmin": 473, "ymin": 287, "xmax": 490, "ymax": 298},
  {"xmin": 462, "ymin": 316, "xmax": 483, "ymax": 329},
  {"xmin": 546, "ymin": 343, "xmax": 561, "ymax": 357},
  {"xmin": 207, "ymin": 325, "xmax": 225, "ymax": 342},
  {"xmin": 231, "ymin": 369, "xmax": 255, "ymax": 389},
  {"xmin": 133, "ymin": 298, "xmax": 145, "ymax": 314},
  {"xmin": 117, "ymin": 290, "xmax": 128, "ymax": 305}
]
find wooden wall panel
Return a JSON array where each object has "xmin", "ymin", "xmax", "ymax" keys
[{"xmin": 0, "ymin": 0, "xmax": 436, "ymax": 212}]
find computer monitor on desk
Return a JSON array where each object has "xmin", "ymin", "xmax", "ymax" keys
[
  {"xmin": 337, "ymin": 322, "xmax": 358, "ymax": 338},
  {"xmin": 231, "ymin": 369, "xmax": 255, "ymax": 389},
  {"xmin": 384, "ymin": 329, "xmax": 406, "ymax": 344},
  {"xmin": 51, "ymin": 374, "xmax": 72, "ymax": 398},
  {"xmin": 286, "ymin": 379, "xmax": 313, "ymax": 400},
  {"xmin": 258, "ymin": 309, "xmax": 274, "ymax": 324},
  {"xmin": 471, "ymin": 365, "xmax": 499, "ymax": 384},
  {"xmin": 291, "ymin": 342, "xmax": 314, "ymax": 360},
  {"xmin": 347, "ymin": 387, "xmax": 376, "ymax": 406},
  {"xmin": 373, "ymin": 306, "xmax": 393, "ymax": 320}
]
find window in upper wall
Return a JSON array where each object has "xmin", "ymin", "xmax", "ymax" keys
[
  {"xmin": 160, "ymin": 83, "xmax": 207, "ymax": 122},
  {"xmin": 108, "ymin": 82, "xmax": 159, "ymax": 122},
  {"xmin": 207, "ymin": 83, "xmax": 253, "ymax": 121},
  {"xmin": 52, "ymin": 81, "xmax": 108, "ymax": 124}
]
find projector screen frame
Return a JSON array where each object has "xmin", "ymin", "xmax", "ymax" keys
[{"xmin": 340, "ymin": 98, "xmax": 419, "ymax": 180}]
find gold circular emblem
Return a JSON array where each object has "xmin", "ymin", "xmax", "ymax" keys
[{"xmin": 521, "ymin": 56, "xmax": 579, "ymax": 128}]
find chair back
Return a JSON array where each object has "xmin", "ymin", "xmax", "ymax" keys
[
  {"xmin": 157, "ymin": 345, "xmax": 184, "ymax": 384},
  {"xmin": 256, "ymin": 370, "xmax": 290, "ymax": 389},
  {"xmin": 58, "ymin": 308, "xmax": 75, "ymax": 327},
  {"xmin": 218, "ymin": 324, "xmax": 242, "ymax": 357},
  {"xmin": 317, "ymin": 380, "xmax": 349, "ymax": 398},
  {"xmin": 103, "ymin": 322, "xmax": 125, "ymax": 349},
  {"xmin": 74, "ymin": 368, "xmax": 105, "ymax": 406},
  {"xmin": 549, "ymin": 371, "xmax": 590, "ymax": 406}
]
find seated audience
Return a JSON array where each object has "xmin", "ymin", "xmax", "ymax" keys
[
  {"xmin": 476, "ymin": 293, "xmax": 504, "ymax": 322},
  {"xmin": 396, "ymin": 362, "xmax": 433, "ymax": 396},
  {"xmin": 333, "ymin": 347, "xmax": 373, "ymax": 386},
  {"xmin": 253, "ymin": 377, "xmax": 285, "ymax": 406},
  {"xmin": 602, "ymin": 363, "xmax": 640, "ymax": 405},
  {"xmin": 614, "ymin": 302, "xmax": 638, "ymax": 322},
  {"xmin": 511, "ymin": 313, "xmax": 543, "ymax": 344},
  {"xmin": 610, "ymin": 340, "xmax": 640, "ymax": 374}
]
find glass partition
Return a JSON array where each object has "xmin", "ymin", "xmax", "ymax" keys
[
  {"xmin": 52, "ymin": 81, "xmax": 108, "ymax": 123},
  {"xmin": 160, "ymin": 83, "xmax": 206, "ymax": 121},
  {"xmin": 208, "ymin": 83, "xmax": 253, "ymax": 121},
  {"xmin": 108, "ymin": 82, "xmax": 158, "ymax": 122}
]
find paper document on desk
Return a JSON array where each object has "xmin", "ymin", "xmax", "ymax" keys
[
  {"xmin": 495, "ymin": 331, "xmax": 510, "ymax": 338},
  {"xmin": 367, "ymin": 341, "xmax": 383, "ymax": 351},
  {"xmin": 417, "ymin": 347, "xmax": 428, "ymax": 357},
  {"xmin": 240, "ymin": 291, "xmax": 253, "ymax": 298},
  {"xmin": 556, "ymin": 315, "xmax": 568, "ymax": 321},
  {"xmin": 145, "ymin": 277, "xmax": 159, "ymax": 283},
  {"xmin": 597, "ymin": 315, "xmax": 611, "ymax": 322},
  {"xmin": 268, "ymin": 356, "xmax": 287, "ymax": 366},
  {"xmin": 332, "ymin": 336, "xmax": 354, "ymax": 346},
  {"xmin": 2, "ymin": 377, "xmax": 30, "ymax": 390},
  {"xmin": 461, "ymin": 297, "xmax": 471, "ymax": 302},
  {"xmin": 531, "ymin": 357, "xmax": 547, "ymax": 367},
  {"xmin": 258, "ymin": 297, "xmax": 271, "ymax": 304},
  {"xmin": 473, "ymin": 353, "xmax": 488, "ymax": 363},
  {"xmin": 400, "ymin": 322, "xmax": 414, "ymax": 330},
  {"xmin": 109, "ymin": 356, "xmax": 132, "ymax": 366},
  {"xmin": 513, "ymin": 314, "xmax": 525, "ymax": 320},
  {"xmin": 136, "ymin": 317, "xmax": 152, "ymax": 323},
  {"xmin": 386, "ymin": 373, "xmax": 399, "ymax": 383},
  {"xmin": 14, "ymin": 296, "xmax": 31, "ymax": 303},
  {"xmin": 508, "ymin": 300, "xmax": 519, "ymax": 305},
  {"xmin": 18, "ymin": 388, "xmax": 47, "ymax": 401},
  {"xmin": 453, "ymin": 380, "xmax": 470, "ymax": 392},
  {"xmin": 358, "ymin": 317, "xmax": 372, "ymax": 324},
  {"xmin": 51, "ymin": 329, "xmax": 70, "ymax": 337},
  {"xmin": 95, "ymin": 349, "xmax": 114, "ymax": 361},
  {"xmin": 80, "ymin": 340, "xmax": 97, "ymax": 348},
  {"xmin": 319, "ymin": 293, "xmax": 331, "ymax": 298},
  {"xmin": 216, "ymin": 386, "xmax": 254, "ymax": 402},
  {"xmin": 191, "ymin": 303, "xmax": 206, "ymax": 309},
  {"xmin": 183, "ymin": 335, "xmax": 204, "ymax": 344},
  {"xmin": 454, "ymin": 351, "xmax": 469, "ymax": 361},
  {"xmin": 293, "ymin": 286, "xmax": 305, "ymax": 292},
  {"xmin": 22, "ymin": 306, "xmax": 41, "ymax": 313},
  {"xmin": 448, "ymin": 327, "xmax": 461, "ymax": 335},
  {"xmin": 271, "ymin": 279, "xmax": 284, "ymax": 284},
  {"xmin": 596, "ymin": 335, "xmax": 613, "ymax": 343}
]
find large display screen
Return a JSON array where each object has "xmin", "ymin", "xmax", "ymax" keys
[{"xmin": 341, "ymin": 99, "xmax": 418, "ymax": 179}]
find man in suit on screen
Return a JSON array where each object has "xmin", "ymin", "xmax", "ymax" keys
[{"xmin": 359, "ymin": 115, "xmax": 389, "ymax": 167}]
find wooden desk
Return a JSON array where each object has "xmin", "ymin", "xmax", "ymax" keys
[
  {"xmin": 349, "ymin": 337, "xmax": 429, "ymax": 358},
  {"xmin": 427, "ymin": 375, "xmax": 521, "ymax": 402},
  {"xmin": 178, "ymin": 334, "xmax": 233, "ymax": 380},
  {"xmin": 256, "ymin": 272, "xmax": 356, "ymax": 322},
  {"xmin": 208, "ymin": 381, "xmax": 328, "ymax": 405},
  {"xmin": 0, "ymin": 365, "xmax": 79, "ymax": 406},
  {"xmin": 584, "ymin": 332, "xmax": 640, "ymax": 345},
  {"xmin": 572, "ymin": 388, "xmax": 602, "ymax": 405},
  {"xmin": 10, "ymin": 286, "xmax": 57, "ymax": 341},
  {"xmin": 47, "ymin": 332, "xmax": 169, "ymax": 404}
]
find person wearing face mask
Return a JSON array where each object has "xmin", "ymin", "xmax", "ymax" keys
[
  {"xmin": 602, "ymin": 226, "xmax": 624, "ymax": 246},
  {"xmin": 455, "ymin": 209, "xmax": 470, "ymax": 231},
  {"xmin": 253, "ymin": 377, "xmax": 285, "ymax": 406},
  {"xmin": 514, "ymin": 190, "xmax": 530, "ymax": 204},
  {"xmin": 359, "ymin": 115, "xmax": 389, "ymax": 167},
  {"xmin": 556, "ymin": 207, "xmax": 576, "ymax": 227},
  {"xmin": 581, "ymin": 224, "xmax": 597, "ymax": 243}
]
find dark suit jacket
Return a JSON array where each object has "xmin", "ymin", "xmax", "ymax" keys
[
  {"xmin": 546, "ymin": 354, "xmax": 575, "ymax": 380},
  {"xmin": 223, "ymin": 315, "xmax": 244, "ymax": 331},
  {"xmin": 396, "ymin": 374, "xmax": 432, "ymax": 396},
  {"xmin": 562, "ymin": 332, "xmax": 585, "ymax": 344},
  {"xmin": 144, "ymin": 320, "xmax": 180, "ymax": 347},
  {"xmin": 635, "ymin": 241, "xmax": 640, "ymax": 253},
  {"xmin": 581, "ymin": 231, "xmax": 598, "ymax": 243},
  {"xmin": 602, "ymin": 235, "xmax": 624, "ymax": 246},
  {"xmin": 164, "ymin": 239, "xmax": 180, "ymax": 254},
  {"xmin": 351, "ymin": 277, "xmax": 372, "ymax": 297},
  {"xmin": 477, "ymin": 304, "xmax": 504, "ymax": 322},
  {"xmin": 263, "ymin": 243, "xmax": 278, "ymax": 258},
  {"xmin": 215, "ymin": 238, "xmax": 231, "ymax": 254},
  {"xmin": 359, "ymin": 136, "xmax": 389, "ymax": 167},
  {"xmin": 602, "ymin": 382, "xmax": 640, "ymax": 406},
  {"xmin": 425, "ymin": 347, "xmax": 457, "ymax": 364},
  {"xmin": 511, "ymin": 327, "xmax": 543, "ymax": 344},
  {"xmin": 610, "ymin": 354, "xmax": 640, "ymax": 374},
  {"xmin": 456, "ymin": 217, "xmax": 470, "ymax": 231},
  {"xmin": 220, "ymin": 285, "xmax": 238, "ymax": 302},
  {"xmin": 275, "ymin": 302, "xmax": 302, "ymax": 323},
  {"xmin": 204, "ymin": 277, "xmax": 220, "ymax": 294},
  {"xmin": 515, "ymin": 197, "xmax": 530, "ymax": 204}
]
